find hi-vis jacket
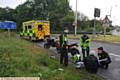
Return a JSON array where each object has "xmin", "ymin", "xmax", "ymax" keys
[
  {"xmin": 80, "ymin": 36, "xmax": 91, "ymax": 49},
  {"xmin": 73, "ymin": 54, "xmax": 81, "ymax": 62},
  {"xmin": 59, "ymin": 34, "xmax": 68, "ymax": 48}
]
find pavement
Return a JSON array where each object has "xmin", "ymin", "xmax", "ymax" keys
[{"xmin": 38, "ymin": 39, "xmax": 120, "ymax": 80}]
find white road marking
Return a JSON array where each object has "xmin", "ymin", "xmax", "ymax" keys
[{"xmin": 110, "ymin": 53, "xmax": 120, "ymax": 58}]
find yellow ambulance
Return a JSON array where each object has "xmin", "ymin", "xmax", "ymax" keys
[{"xmin": 20, "ymin": 20, "xmax": 50, "ymax": 40}]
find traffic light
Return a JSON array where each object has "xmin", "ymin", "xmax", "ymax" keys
[{"xmin": 94, "ymin": 8, "xmax": 100, "ymax": 17}]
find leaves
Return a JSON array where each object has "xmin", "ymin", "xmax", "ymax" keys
[{"xmin": 0, "ymin": 0, "xmax": 105, "ymax": 33}]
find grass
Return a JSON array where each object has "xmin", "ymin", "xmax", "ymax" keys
[
  {"xmin": 96, "ymin": 35, "xmax": 120, "ymax": 43},
  {"xmin": 52, "ymin": 34, "xmax": 120, "ymax": 43},
  {"xmin": 0, "ymin": 31, "xmax": 103, "ymax": 80}
]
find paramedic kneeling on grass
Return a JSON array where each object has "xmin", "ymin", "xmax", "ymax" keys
[{"xmin": 98, "ymin": 47, "xmax": 111, "ymax": 69}]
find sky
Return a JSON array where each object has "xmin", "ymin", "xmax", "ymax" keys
[
  {"xmin": 70, "ymin": 0, "xmax": 120, "ymax": 25},
  {"xmin": 0, "ymin": 0, "xmax": 120, "ymax": 25}
]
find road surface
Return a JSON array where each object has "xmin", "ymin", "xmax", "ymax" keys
[
  {"xmin": 69, "ymin": 39, "xmax": 120, "ymax": 80},
  {"xmin": 92, "ymin": 41, "xmax": 120, "ymax": 80},
  {"xmin": 39, "ymin": 40, "xmax": 120, "ymax": 80}
]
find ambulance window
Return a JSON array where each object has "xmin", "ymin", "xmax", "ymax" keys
[
  {"xmin": 28, "ymin": 25, "xmax": 32, "ymax": 29},
  {"xmin": 38, "ymin": 25, "xmax": 43, "ymax": 31},
  {"xmin": 25, "ymin": 26, "xmax": 27, "ymax": 32}
]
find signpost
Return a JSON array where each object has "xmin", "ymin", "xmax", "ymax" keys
[{"xmin": 0, "ymin": 21, "xmax": 16, "ymax": 39}]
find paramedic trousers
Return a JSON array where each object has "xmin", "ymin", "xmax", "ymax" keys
[
  {"xmin": 60, "ymin": 48, "xmax": 68, "ymax": 67},
  {"xmin": 99, "ymin": 60, "xmax": 110, "ymax": 69},
  {"xmin": 82, "ymin": 47, "xmax": 90, "ymax": 60}
]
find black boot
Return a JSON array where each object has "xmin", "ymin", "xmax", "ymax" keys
[{"xmin": 104, "ymin": 64, "xmax": 109, "ymax": 69}]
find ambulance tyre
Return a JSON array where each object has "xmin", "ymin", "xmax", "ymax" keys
[
  {"xmin": 29, "ymin": 36, "xmax": 33, "ymax": 41},
  {"xmin": 20, "ymin": 35, "xmax": 23, "ymax": 37}
]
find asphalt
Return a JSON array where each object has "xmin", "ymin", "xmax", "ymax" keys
[
  {"xmin": 38, "ymin": 39, "xmax": 120, "ymax": 80},
  {"xmin": 68, "ymin": 39, "xmax": 120, "ymax": 80},
  {"xmin": 91, "ymin": 41, "xmax": 120, "ymax": 80}
]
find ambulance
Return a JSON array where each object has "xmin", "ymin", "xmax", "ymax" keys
[{"xmin": 20, "ymin": 20, "xmax": 50, "ymax": 40}]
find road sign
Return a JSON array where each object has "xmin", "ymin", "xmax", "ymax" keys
[
  {"xmin": 102, "ymin": 15, "xmax": 111, "ymax": 37},
  {"xmin": 102, "ymin": 15, "xmax": 111, "ymax": 28},
  {"xmin": 0, "ymin": 21, "xmax": 16, "ymax": 29},
  {"xmin": 0, "ymin": 21, "xmax": 16, "ymax": 39}
]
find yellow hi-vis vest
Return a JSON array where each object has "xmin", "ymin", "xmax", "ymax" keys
[
  {"xmin": 73, "ymin": 54, "xmax": 81, "ymax": 62},
  {"xmin": 62, "ymin": 34, "xmax": 68, "ymax": 47},
  {"xmin": 80, "ymin": 38, "xmax": 91, "ymax": 49}
]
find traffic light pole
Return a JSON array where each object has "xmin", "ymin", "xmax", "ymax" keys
[
  {"xmin": 93, "ymin": 8, "xmax": 100, "ymax": 40},
  {"xmin": 93, "ymin": 17, "xmax": 96, "ymax": 40}
]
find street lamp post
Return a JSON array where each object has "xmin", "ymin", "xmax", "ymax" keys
[{"xmin": 74, "ymin": 0, "xmax": 78, "ymax": 36}]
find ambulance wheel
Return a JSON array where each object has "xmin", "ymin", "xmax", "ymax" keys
[
  {"xmin": 29, "ymin": 36, "xmax": 33, "ymax": 41},
  {"xmin": 29, "ymin": 36, "xmax": 31, "ymax": 40},
  {"xmin": 20, "ymin": 35, "xmax": 23, "ymax": 37}
]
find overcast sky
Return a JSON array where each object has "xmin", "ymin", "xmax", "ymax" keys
[
  {"xmin": 70, "ymin": 0, "xmax": 120, "ymax": 25},
  {"xmin": 0, "ymin": 0, "xmax": 120, "ymax": 25}
]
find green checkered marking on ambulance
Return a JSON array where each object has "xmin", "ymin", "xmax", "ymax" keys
[
  {"xmin": 27, "ymin": 30, "xmax": 34, "ymax": 37},
  {"xmin": 22, "ymin": 30, "xmax": 35, "ymax": 37}
]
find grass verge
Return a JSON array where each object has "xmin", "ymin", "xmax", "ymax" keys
[
  {"xmin": 0, "ymin": 32, "xmax": 103, "ymax": 80},
  {"xmin": 52, "ymin": 34, "xmax": 120, "ymax": 44}
]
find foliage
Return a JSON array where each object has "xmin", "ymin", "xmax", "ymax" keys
[
  {"xmin": 0, "ymin": 7, "xmax": 16, "ymax": 21},
  {"xmin": 0, "ymin": 0, "xmax": 112, "ymax": 33},
  {"xmin": 0, "ymin": 32, "xmax": 104, "ymax": 80},
  {"xmin": 15, "ymin": 0, "xmax": 73, "ymax": 31}
]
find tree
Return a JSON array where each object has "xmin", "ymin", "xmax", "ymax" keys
[
  {"xmin": 60, "ymin": 13, "xmax": 75, "ymax": 31},
  {"xmin": 15, "ymin": 1, "xmax": 35, "ymax": 30},
  {"xmin": 0, "ymin": 7, "xmax": 16, "ymax": 21},
  {"xmin": 14, "ymin": 0, "xmax": 74, "ymax": 31},
  {"xmin": 90, "ymin": 19, "xmax": 102, "ymax": 32},
  {"xmin": 77, "ymin": 12, "xmax": 90, "ymax": 32},
  {"xmin": 78, "ymin": 12, "xmax": 89, "ymax": 21},
  {"xmin": 0, "ymin": 0, "xmax": 104, "ymax": 33}
]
